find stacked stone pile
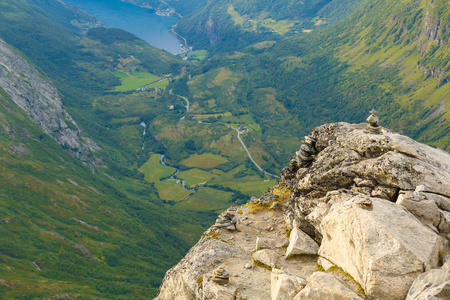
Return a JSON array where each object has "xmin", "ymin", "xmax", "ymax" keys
[
  {"xmin": 211, "ymin": 266, "xmax": 230, "ymax": 285},
  {"xmin": 213, "ymin": 209, "xmax": 238, "ymax": 230}
]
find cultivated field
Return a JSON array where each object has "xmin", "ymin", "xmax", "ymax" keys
[
  {"xmin": 180, "ymin": 153, "xmax": 229, "ymax": 169},
  {"xmin": 174, "ymin": 187, "xmax": 232, "ymax": 211},
  {"xmin": 113, "ymin": 71, "xmax": 161, "ymax": 91}
]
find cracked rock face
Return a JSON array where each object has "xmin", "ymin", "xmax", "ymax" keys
[
  {"xmin": 156, "ymin": 122, "xmax": 450, "ymax": 300},
  {"xmin": 0, "ymin": 39, "xmax": 97, "ymax": 166},
  {"xmin": 283, "ymin": 122, "xmax": 450, "ymax": 299}
]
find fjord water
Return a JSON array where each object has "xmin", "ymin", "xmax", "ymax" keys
[{"xmin": 65, "ymin": 0, "xmax": 182, "ymax": 54}]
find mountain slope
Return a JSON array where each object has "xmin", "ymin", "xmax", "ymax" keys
[
  {"xmin": 124, "ymin": 0, "xmax": 366, "ymax": 52},
  {"xmin": 0, "ymin": 39, "xmax": 95, "ymax": 166},
  {"xmin": 171, "ymin": 0, "xmax": 449, "ymax": 164},
  {"xmin": 0, "ymin": 1, "xmax": 215, "ymax": 298},
  {"xmin": 0, "ymin": 82, "xmax": 202, "ymax": 298}
]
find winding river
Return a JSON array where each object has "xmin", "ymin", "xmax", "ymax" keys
[{"xmin": 159, "ymin": 154, "xmax": 194, "ymax": 191}]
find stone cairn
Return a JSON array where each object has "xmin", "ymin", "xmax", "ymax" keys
[
  {"xmin": 211, "ymin": 266, "xmax": 230, "ymax": 285},
  {"xmin": 213, "ymin": 210, "xmax": 238, "ymax": 231},
  {"xmin": 296, "ymin": 135, "xmax": 318, "ymax": 167},
  {"xmin": 366, "ymin": 109, "xmax": 381, "ymax": 134}
]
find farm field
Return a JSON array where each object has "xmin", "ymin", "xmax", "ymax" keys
[
  {"xmin": 194, "ymin": 112, "xmax": 232, "ymax": 121},
  {"xmin": 174, "ymin": 187, "xmax": 232, "ymax": 212},
  {"xmin": 156, "ymin": 180, "xmax": 193, "ymax": 202},
  {"xmin": 179, "ymin": 50, "xmax": 208, "ymax": 61},
  {"xmin": 139, "ymin": 153, "xmax": 175, "ymax": 182},
  {"xmin": 139, "ymin": 154, "xmax": 192, "ymax": 201},
  {"xmin": 113, "ymin": 71, "xmax": 161, "ymax": 91},
  {"xmin": 112, "ymin": 70, "xmax": 131, "ymax": 78},
  {"xmin": 178, "ymin": 168, "xmax": 216, "ymax": 188},
  {"xmin": 179, "ymin": 153, "xmax": 229, "ymax": 169},
  {"xmin": 209, "ymin": 165, "xmax": 277, "ymax": 196},
  {"xmin": 147, "ymin": 78, "xmax": 169, "ymax": 89}
]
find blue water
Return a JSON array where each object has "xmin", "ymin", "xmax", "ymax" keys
[{"xmin": 65, "ymin": 0, "xmax": 182, "ymax": 54}]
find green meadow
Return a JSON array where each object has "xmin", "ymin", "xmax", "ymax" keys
[
  {"xmin": 179, "ymin": 153, "xmax": 229, "ymax": 169},
  {"xmin": 174, "ymin": 187, "xmax": 232, "ymax": 211},
  {"xmin": 179, "ymin": 50, "xmax": 208, "ymax": 61},
  {"xmin": 139, "ymin": 154, "xmax": 192, "ymax": 202},
  {"xmin": 178, "ymin": 168, "xmax": 216, "ymax": 187},
  {"xmin": 113, "ymin": 71, "xmax": 161, "ymax": 91}
]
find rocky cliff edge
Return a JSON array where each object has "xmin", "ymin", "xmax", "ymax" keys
[
  {"xmin": 156, "ymin": 121, "xmax": 450, "ymax": 300},
  {"xmin": 0, "ymin": 39, "xmax": 98, "ymax": 167}
]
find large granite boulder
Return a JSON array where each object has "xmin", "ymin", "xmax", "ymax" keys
[
  {"xmin": 317, "ymin": 195, "xmax": 443, "ymax": 299},
  {"xmin": 285, "ymin": 222, "xmax": 319, "ymax": 258},
  {"xmin": 293, "ymin": 272, "xmax": 363, "ymax": 300},
  {"xmin": 271, "ymin": 268, "xmax": 306, "ymax": 300}
]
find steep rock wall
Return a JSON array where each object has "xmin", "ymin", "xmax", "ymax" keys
[{"xmin": 0, "ymin": 39, "xmax": 97, "ymax": 166}]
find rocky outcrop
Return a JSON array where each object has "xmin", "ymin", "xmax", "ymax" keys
[
  {"xmin": 156, "ymin": 121, "xmax": 450, "ymax": 300},
  {"xmin": 406, "ymin": 263, "xmax": 450, "ymax": 300},
  {"xmin": 271, "ymin": 268, "xmax": 306, "ymax": 300},
  {"xmin": 316, "ymin": 196, "xmax": 442, "ymax": 299},
  {"xmin": 0, "ymin": 39, "xmax": 98, "ymax": 167},
  {"xmin": 294, "ymin": 272, "xmax": 363, "ymax": 300},
  {"xmin": 285, "ymin": 222, "xmax": 319, "ymax": 258}
]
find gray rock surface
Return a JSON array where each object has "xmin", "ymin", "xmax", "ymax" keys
[
  {"xmin": 271, "ymin": 268, "xmax": 306, "ymax": 300},
  {"xmin": 317, "ymin": 196, "xmax": 442, "ymax": 300},
  {"xmin": 397, "ymin": 190, "xmax": 442, "ymax": 229},
  {"xmin": 406, "ymin": 268, "xmax": 450, "ymax": 300},
  {"xmin": 256, "ymin": 237, "xmax": 277, "ymax": 250},
  {"xmin": 0, "ymin": 39, "xmax": 97, "ymax": 166},
  {"xmin": 156, "ymin": 122, "xmax": 450, "ymax": 300},
  {"xmin": 156, "ymin": 238, "xmax": 240, "ymax": 300},
  {"xmin": 253, "ymin": 249, "xmax": 278, "ymax": 269},
  {"xmin": 293, "ymin": 272, "xmax": 363, "ymax": 300},
  {"xmin": 285, "ymin": 223, "xmax": 319, "ymax": 258}
]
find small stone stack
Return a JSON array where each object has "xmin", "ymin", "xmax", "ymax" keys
[
  {"xmin": 213, "ymin": 210, "xmax": 238, "ymax": 230},
  {"xmin": 296, "ymin": 135, "xmax": 317, "ymax": 167},
  {"xmin": 366, "ymin": 109, "xmax": 381, "ymax": 134},
  {"xmin": 211, "ymin": 266, "xmax": 230, "ymax": 285}
]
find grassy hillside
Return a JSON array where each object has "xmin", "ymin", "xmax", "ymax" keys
[
  {"xmin": 0, "ymin": 87, "xmax": 215, "ymax": 299},
  {"xmin": 169, "ymin": 0, "xmax": 449, "ymax": 160},
  {"xmin": 121, "ymin": 0, "xmax": 366, "ymax": 52},
  {"xmin": 167, "ymin": 0, "xmax": 365, "ymax": 52},
  {"xmin": 0, "ymin": 1, "xmax": 215, "ymax": 298}
]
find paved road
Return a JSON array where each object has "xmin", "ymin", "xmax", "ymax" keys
[
  {"xmin": 170, "ymin": 89, "xmax": 190, "ymax": 112},
  {"xmin": 229, "ymin": 126, "xmax": 279, "ymax": 179}
]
